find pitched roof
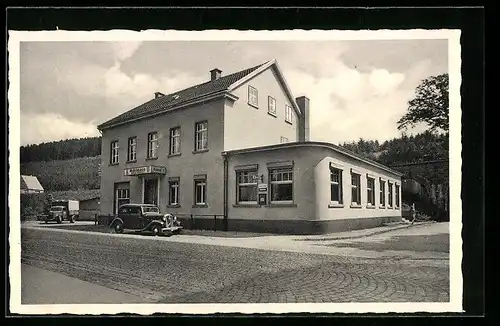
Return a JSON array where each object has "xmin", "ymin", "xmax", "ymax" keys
[
  {"xmin": 97, "ymin": 62, "xmax": 268, "ymax": 130},
  {"xmin": 20, "ymin": 175, "xmax": 44, "ymax": 191}
]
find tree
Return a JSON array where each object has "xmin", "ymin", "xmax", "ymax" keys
[{"xmin": 398, "ymin": 73, "xmax": 449, "ymax": 132}]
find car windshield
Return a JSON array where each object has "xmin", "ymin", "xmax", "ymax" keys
[
  {"xmin": 51, "ymin": 206, "xmax": 63, "ymax": 211},
  {"xmin": 142, "ymin": 206, "xmax": 159, "ymax": 213}
]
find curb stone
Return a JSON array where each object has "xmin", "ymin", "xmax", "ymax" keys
[{"xmin": 300, "ymin": 221, "xmax": 436, "ymax": 242}]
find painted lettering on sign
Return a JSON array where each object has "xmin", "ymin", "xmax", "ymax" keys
[{"xmin": 124, "ymin": 165, "xmax": 167, "ymax": 176}]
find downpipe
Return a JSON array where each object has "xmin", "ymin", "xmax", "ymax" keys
[{"xmin": 222, "ymin": 152, "xmax": 229, "ymax": 231}]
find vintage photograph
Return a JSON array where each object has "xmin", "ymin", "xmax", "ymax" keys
[{"xmin": 9, "ymin": 30, "xmax": 462, "ymax": 314}]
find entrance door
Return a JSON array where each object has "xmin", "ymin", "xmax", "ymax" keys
[{"xmin": 143, "ymin": 178, "xmax": 159, "ymax": 205}]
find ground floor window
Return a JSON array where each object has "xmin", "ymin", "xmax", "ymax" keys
[
  {"xmin": 194, "ymin": 175, "xmax": 207, "ymax": 206},
  {"xmin": 351, "ymin": 172, "xmax": 361, "ymax": 205},
  {"xmin": 330, "ymin": 167, "xmax": 343, "ymax": 204},
  {"xmin": 168, "ymin": 178, "xmax": 180, "ymax": 206},
  {"xmin": 114, "ymin": 185, "xmax": 130, "ymax": 214},
  {"xmin": 367, "ymin": 176, "xmax": 375, "ymax": 206},
  {"xmin": 388, "ymin": 182, "xmax": 394, "ymax": 207},
  {"xmin": 269, "ymin": 167, "xmax": 293, "ymax": 203},
  {"xmin": 236, "ymin": 170, "xmax": 258, "ymax": 204},
  {"xmin": 395, "ymin": 184, "xmax": 401, "ymax": 208},
  {"xmin": 380, "ymin": 179, "xmax": 386, "ymax": 207}
]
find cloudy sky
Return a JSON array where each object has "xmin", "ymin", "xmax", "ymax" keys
[{"xmin": 19, "ymin": 39, "xmax": 448, "ymax": 146}]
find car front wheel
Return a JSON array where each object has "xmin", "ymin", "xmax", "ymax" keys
[
  {"xmin": 113, "ymin": 222, "xmax": 124, "ymax": 234},
  {"xmin": 151, "ymin": 225, "xmax": 161, "ymax": 236}
]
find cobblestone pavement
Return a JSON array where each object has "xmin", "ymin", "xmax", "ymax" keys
[{"xmin": 20, "ymin": 227, "xmax": 449, "ymax": 304}]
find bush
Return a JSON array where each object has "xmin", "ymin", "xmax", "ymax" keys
[{"xmin": 21, "ymin": 193, "xmax": 47, "ymax": 221}]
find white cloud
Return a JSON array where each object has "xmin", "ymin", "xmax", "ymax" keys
[
  {"xmin": 284, "ymin": 59, "xmax": 411, "ymax": 143},
  {"xmin": 21, "ymin": 112, "xmax": 100, "ymax": 145},
  {"xmin": 111, "ymin": 41, "xmax": 142, "ymax": 61}
]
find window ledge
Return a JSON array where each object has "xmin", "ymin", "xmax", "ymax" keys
[
  {"xmin": 126, "ymin": 160, "xmax": 137, "ymax": 164},
  {"xmin": 285, "ymin": 120, "xmax": 293, "ymax": 125},
  {"xmin": 328, "ymin": 203, "xmax": 344, "ymax": 208},
  {"xmin": 109, "ymin": 163, "xmax": 119, "ymax": 166},
  {"xmin": 387, "ymin": 206, "xmax": 393, "ymax": 209},
  {"xmin": 350, "ymin": 204, "xmax": 362, "ymax": 209},
  {"xmin": 146, "ymin": 157, "xmax": 158, "ymax": 161},
  {"xmin": 366, "ymin": 205, "xmax": 376, "ymax": 209},
  {"xmin": 168, "ymin": 153, "xmax": 181, "ymax": 158},
  {"xmin": 233, "ymin": 204, "xmax": 260, "ymax": 208},
  {"xmin": 167, "ymin": 204, "xmax": 180, "ymax": 208},
  {"xmin": 193, "ymin": 149, "xmax": 209, "ymax": 154},
  {"xmin": 192, "ymin": 204, "xmax": 208, "ymax": 208},
  {"xmin": 267, "ymin": 111, "xmax": 277, "ymax": 118},
  {"xmin": 265, "ymin": 203, "xmax": 297, "ymax": 208},
  {"xmin": 248, "ymin": 102, "xmax": 259, "ymax": 109}
]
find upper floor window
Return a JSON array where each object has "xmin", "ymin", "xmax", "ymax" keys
[
  {"xmin": 268, "ymin": 96, "xmax": 276, "ymax": 115},
  {"xmin": 147, "ymin": 132, "xmax": 158, "ymax": 159},
  {"xmin": 388, "ymin": 182, "xmax": 394, "ymax": 207},
  {"xmin": 236, "ymin": 170, "xmax": 258, "ymax": 204},
  {"xmin": 248, "ymin": 85, "xmax": 258, "ymax": 107},
  {"xmin": 269, "ymin": 167, "xmax": 293, "ymax": 203},
  {"xmin": 330, "ymin": 167, "xmax": 343, "ymax": 204},
  {"xmin": 380, "ymin": 179, "xmax": 386, "ymax": 207},
  {"xmin": 195, "ymin": 121, "xmax": 208, "ymax": 151},
  {"xmin": 285, "ymin": 104, "xmax": 293, "ymax": 124},
  {"xmin": 351, "ymin": 172, "xmax": 361, "ymax": 206},
  {"xmin": 110, "ymin": 140, "xmax": 119, "ymax": 164},
  {"xmin": 169, "ymin": 127, "xmax": 181, "ymax": 155},
  {"xmin": 367, "ymin": 176, "xmax": 375, "ymax": 206},
  {"xmin": 127, "ymin": 137, "xmax": 137, "ymax": 162}
]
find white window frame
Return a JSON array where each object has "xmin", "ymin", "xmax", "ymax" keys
[
  {"xmin": 195, "ymin": 121, "xmax": 208, "ymax": 151},
  {"xmin": 147, "ymin": 132, "xmax": 159, "ymax": 159},
  {"xmin": 388, "ymin": 181, "xmax": 394, "ymax": 208},
  {"xmin": 168, "ymin": 179, "xmax": 180, "ymax": 206},
  {"xmin": 380, "ymin": 178, "xmax": 386, "ymax": 207},
  {"xmin": 351, "ymin": 172, "xmax": 361, "ymax": 205},
  {"xmin": 110, "ymin": 140, "xmax": 119, "ymax": 164},
  {"xmin": 285, "ymin": 104, "xmax": 293, "ymax": 124},
  {"xmin": 366, "ymin": 176, "xmax": 375, "ymax": 206},
  {"xmin": 248, "ymin": 85, "xmax": 258, "ymax": 107},
  {"xmin": 127, "ymin": 137, "xmax": 137, "ymax": 162},
  {"xmin": 330, "ymin": 167, "xmax": 343, "ymax": 204},
  {"xmin": 236, "ymin": 170, "xmax": 258, "ymax": 204},
  {"xmin": 269, "ymin": 167, "xmax": 294, "ymax": 204},
  {"xmin": 115, "ymin": 188, "xmax": 130, "ymax": 213},
  {"xmin": 268, "ymin": 96, "xmax": 276, "ymax": 115},
  {"xmin": 194, "ymin": 176, "xmax": 207, "ymax": 206},
  {"xmin": 169, "ymin": 127, "xmax": 181, "ymax": 155}
]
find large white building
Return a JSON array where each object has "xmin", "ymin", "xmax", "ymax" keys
[{"xmin": 97, "ymin": 59, "xmax": 402, "ymax": 234}]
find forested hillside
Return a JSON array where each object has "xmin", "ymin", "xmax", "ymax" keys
[
  {"xmin": 20, "ymin": 137, "xmax": 101, "ymax": 163},
  {"xmin": 20, "ymin": 156, "xmax": 101, "ymax": 191}
]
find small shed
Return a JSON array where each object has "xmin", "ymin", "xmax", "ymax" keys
[
  {"xmin": 79, "ymin": 196, "xmax": 100, "ymax": 221},
  {"xmin": 20, "ymin": 175, "xmax": 44, "ymax": 194}
]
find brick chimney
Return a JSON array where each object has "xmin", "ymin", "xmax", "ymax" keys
[
  {"xmin": 210, "ymin": 68, "xmax": 222, "ymax": 81},
  {"xmin": 155, "ymin": 92, "xmax": 164, "ymax": 99},
  {"xmin": 296, "ymin": 96, "xmax": 310, "ymax": 142}
]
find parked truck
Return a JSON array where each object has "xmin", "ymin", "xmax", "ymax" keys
[{"xmin": 43, "ymin": 199, "xmax": 79, "ymax": 224}]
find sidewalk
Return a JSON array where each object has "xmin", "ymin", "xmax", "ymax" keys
[
  {"xmin": 22, "ymin": 220, "xmax": 445, "ymax": 261},
  {"xmin": 21, "ymin": 264, "xmax": 154, "ymax": 304}
]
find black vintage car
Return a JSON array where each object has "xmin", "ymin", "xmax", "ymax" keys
[{"xmin": 108, "ymin": 203, "xmax": 183, "ymax": 236}]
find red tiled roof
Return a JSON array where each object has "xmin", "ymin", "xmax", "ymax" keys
[{"xmin": 97, "ymin": 62, "xmax": 266, "ymax": 130}]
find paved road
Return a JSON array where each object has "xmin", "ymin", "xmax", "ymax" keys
[{"xmin": 20, "ymin": 227, "xmax": 449, "ymax": 304}]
